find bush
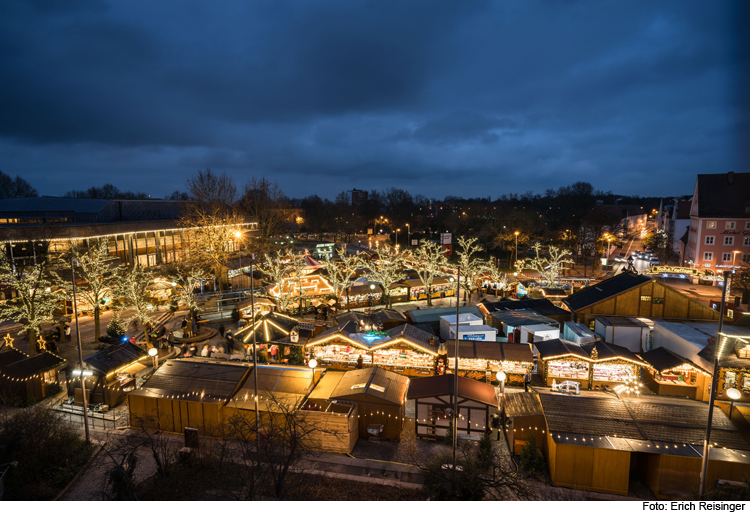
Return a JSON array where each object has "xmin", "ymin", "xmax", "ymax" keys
[
  {"xmin": 0, "ymin": 407, "xmax": 92, "ymax": 500},
  {"xmin": 45, "ymin": 382, "xmax": 62, "ymax": 396},
  {"xmin": 107, "ymin": 315, "xmax": 126, "ymax": 339},
  {"xmin": 519, "ymin": 435, "xmax": 546, "ymax": 474}
]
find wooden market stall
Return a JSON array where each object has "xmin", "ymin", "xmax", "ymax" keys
[
  {"xmin": 503, "ymin": 392, "xmax": 545, "ymax": 455},
  {"xmin": 534, "ymin": 339, "xmax": 648, "ymax": 390},
  {"xmin": 401, "ymin": 277, "xmax": 455, "ymax": 301},
  {"xmin": 698, "ymin": 335, "xmax": 750, "ymax": 404},
  {"xmin": 538, "ymin": 392, "xmax": 750, "ymax": 498},
  {"xmin": 408, "ymin": 374, "xmax": 500, "ymax": 440},
  {"xmin": 443, "ymin": 340, "xmax": 534, "ymax": 384},
  {"xmin": 335, "ymin": 308, "xmax": 408, "ymax": 331},
  {"xmin": 638, "ymin": 347, "xmax": 711, "ymax": 401},
  {"xmin": 306, "ymin": 367, "xmax": 408, "ymax": 441},
  {"xmin": 128, "ymin": 359, "xmax": 250, "ymax": 434},
  {"xmin": 67, "ymin": 341, "xmax": 150, "ymax": 408},
  {"xmin": 0, "ymin": 341, "xmax": 67, "ymax": 401},
  {"xmin": 234, "ymin": 311, "xmax": 320, "ymax": 363},
  {"xmin": 307, "ymin": 322, "xmax": 439, "ymax": 377}
]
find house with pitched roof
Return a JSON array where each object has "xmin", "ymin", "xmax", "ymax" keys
[{"xmin": 562, "ymin": 271, "xmax": 719, "ymax": 328}]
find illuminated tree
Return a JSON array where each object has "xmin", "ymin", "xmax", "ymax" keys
[
  {"xmin": 482, "ymin": 261, "xmax": 512, "ymax": 297},
  {"xmin": 167, "ymin": 265, "xmax": 208, "ymax": 312},
  {"xmin": 68, "ymin": 239, "xmax": 122, "ymax": 342},
  {"xmin": 410, "ymin": 240, "xmax": 448, "ymax": 308},
  {"xmin": 361, "ymin": 245, "xmax": 406, "ymax": 309},
  {"xmin": 0, "ymin": 243, "xmax": 67, "ymax": 354},
  {"xmin": 261, "ymin": 253, "xmax": 295, "ymax": 313},
  {"xmin": 456, "ymin": 236, "xmax": 485, "ymax": 303},
  {"xmin": 521, "ymin": 243, "xmax": 574, "ymax": 287},
  {"xmin": 322, "ymin": 248, "xmax": 362, "ymax": 311},
  {"xmin": 116, "ymin": 266, "xmax": 156, "ymax": 333}
]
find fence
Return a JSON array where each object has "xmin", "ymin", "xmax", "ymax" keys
[{"xmin": 53, "ymin": 404, "xmax": 118, "ymax": 430}]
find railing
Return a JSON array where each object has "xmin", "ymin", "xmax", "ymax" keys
[{"xmin": 53, "ymin": 404, "xmax": 118, "ymax": 430}]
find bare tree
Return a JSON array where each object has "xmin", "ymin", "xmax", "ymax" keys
[
  {"xmin": 0, "ymin": 242, "xmax": 67, "ymax": 354},
  {"xmin": 322, "ymin": 248, "xmax": 361, "ymax": 311},
  {"xmin": 66, "ymin": 239, "xmax": 122, "ymax": 342},
  {"xmin": 521, "ymin": 243, "xmax": 574, "ymax": 287},
  {"xmin": 456, "ymin": 236, "xmax": 485, "ymax": 303},
  {"xmin": 240, "ymin": 176, "xmax": 293, "ymax": 254},
  {"xmin": 186, "ymin": 168, "xmax": 237, "ymax": 205},
  {"xmin": 361, "ymin": 245, "xmax": 407, "ymax": 309},
  {"xmin": 410, "ymin": 240, "xmax": 449, "ymax": 308}
]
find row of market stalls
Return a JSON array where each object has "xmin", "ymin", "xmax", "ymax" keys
[{"xmin": 0, "ymin": 336, "xmax": 67, "ymax": 401}]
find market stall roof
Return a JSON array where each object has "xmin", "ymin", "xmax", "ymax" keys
[
  {"xmin": 336, "ymin": 308, "xmax": 407, "ymax": 329},
  {"xmin": 307, "ymin": 371, "xmax": 345, "ymax": 401},
  {"xmin": 562, "ymin": 272, "xmax": 651, "ymax": 313},
  {"xmin": 401, "ymin": 277, "xmax": 454, "ymax": 289},
  {"xmin": 540, "ymin": 288, "xmax": 567, "ymax": 298},
  {"xmin": 580, "ymin": 341, "xmax": 647, "ymax": 366},
  {"xmin": 504, "ymin": 392, "xmax": 544, "ymax": 418},
  {"xmin": 407, "ymin": 374, "xmax": 500, "ymax": 408},
  {"xmin": 538, "ymin": 392, "xmax": 750, "ymax": 452},
  {"xmin": 698, "ymin": 335, "xmax": 750, "ymax": 371},
  {"xmin": 490, "ymin": 309, "xmax": 559, "ymax": 328},
  {"xmin": 443, "ymin": 340, "xmax": 534, "ymax": 364},
  {"xmin": 405, "ymin": 306, "xmax": 483, "ymax": 325},
  {"xmin": 80, "ymin": 342, "xmax": 148, "ymax": 376},
  {"xmin": 130, "ymin": 359, "xmax": 250, "ymax": 403},
  {"xmin": 235, "ymin": 312, "xmax": 309, "ymax": 345},
  {"xmin": 328, "ymin": 367, "xmax": 409, "ymax": 405},
  {"xmin": 237, "ymin": 297, "xmax": 277, "ymax": 311},
  {"xmin": 0, "ymin": 347, "xmax": 67, "ymax": 380},
  {"xmin": 308, "ymin": 322, "xmax": 439, "ymax": 354},
  {"xmin": 227, "ymin": 365, "xmax": 315, "ymax": 410},
  {"xmin": 478, "ymin": 298, "xmax": 569, "ymax": 318},
  {"xmin": 595, "ymin": 316, "xmax": 650, "ymax": 328},
  {"xmin": 638, "ymin": 347, "xmax": 711, "ymax": 375},
  {"xmin": 347, "ymin": 282, "xmax": 384, "ymax": 296},
  {"xmin": 535, "ymin": 339, "xmax": 590, "ymax": 361}
]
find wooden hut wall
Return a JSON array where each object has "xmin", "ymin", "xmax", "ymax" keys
[
  {"xmin": 296, "ymin": 405, "xmax": 359, "ymax": 453},
  {"xmin": 642, "ymin": 369, "xmax": 701, "ymax": 400},
  {"xmin": 414, "ymin": 395, "xmax": 490, "ymax": 439},
  {"xmin": 128, "ymin": 394, "xmax": 224, "ymax": 435},
  {"xmin": 574, "ymin": 280, "xmax": 719, "ymax": 327},
  {"xmin": 355, "ymin": 401, "xmax": 403, "ymax": 441},
  {"xmin": 546, "ymin": 435, "xmax": 631, "ymax": 495},
  {"xmin": 645, "ymin": 454, "xmax": 750, "ymax": 500},
  {"xmin": 0, "ymin": 378, "xmax": 44, "ymax": 401},
  {"xmin": 508, "ymin": 415, "xmax": 547, "ymax": 455}
]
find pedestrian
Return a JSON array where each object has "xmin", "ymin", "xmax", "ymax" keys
[
  {"xmin": 219, "ymin": 323, "xmax": 225, "ymax": 338},
  {"xmin": 146, "ymin": 321, "xmax": 152, "ymax": 334},
  {"xmin": 64, "ymin": 324, "xmax": 71, "ymax": 341},
  {"xmin": 226, "ymin": 333, "xmax": 234, "ymax": 355},
  {"xmin": 181, "ymin": 343, "xmax": 188, "ymax": 357},
  {"xmin": 356, "ymin": 354, "xmax": 364, "ymax": 369},
  {"xmin": 167, "ymin": 331, "xmax": 174, "ymax": 351},
  {"xmin": 524, "ymin": 371, "xmax": 531, "ymax": 392},
  {"xmin": 191, "ymin": 318, "xmax": 198, "ymax": 338}
]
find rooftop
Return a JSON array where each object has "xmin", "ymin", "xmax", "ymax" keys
[
  {"xmin": 563, "ymin": 272, "xmax": 651, "ymax": 313},
  {"xmin": 407, "ymin": 374, "xmax": 500, "ymax": 408}
]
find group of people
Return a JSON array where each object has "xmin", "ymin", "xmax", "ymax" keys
[{"xmin": 180, "ymin": 312, "xmax": 202, "ymax": 338}]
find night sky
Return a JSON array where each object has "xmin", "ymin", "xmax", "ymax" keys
[{"xmin": 1, "ymin": 1, "xmax": 748, "ymax": 200}]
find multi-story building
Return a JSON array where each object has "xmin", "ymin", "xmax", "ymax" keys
[
  {"xmin": 683, "ymin": 172, "xmax": 750, "ymax": 272},
  {"xmin": 0, "ymin": 197, "xmax": 257, "ymax": 269},
  {"xmin": 347, "ymin": 188, "xmax": 368, "ymax": 209}
]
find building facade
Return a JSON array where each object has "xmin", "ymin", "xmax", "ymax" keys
[{"xmin": 683, "ymin": 172, "xmax": 750, "ymax": 271}]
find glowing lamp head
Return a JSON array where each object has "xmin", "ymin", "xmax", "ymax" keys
[
  {"xmin": 234, "ymin": 230, "xmax": 242, "ymax": 239},
  {"xmin": 726, "ymin": 388, "xmax": 742, "ymax": 400},
  {"xmin": 308, "ymin": 358, "xmax": 318, "ymax": 369},
  {"xmin": 496, "ymin": 371, "xmax": 507, "ymax": 382},
  {"xmin": 148, "ymin": 347, "xmax": 158, "ymax": 357}
]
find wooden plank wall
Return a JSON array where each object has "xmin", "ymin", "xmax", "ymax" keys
[
  {"xmin": 647, "ymin": 454, "xmax": 750, "ymax": 500},
  {"xmin": 578, "ymin": 280, "xmax": 719, "ymax": 326},
  {"xmin": 547, "ymin": 438, "xmax": 630, "ymax": 496},
  {"xmin": 511, "ymin": 415, "xmax": 547, "ymax": 455},
  {"xmin": 355, "ymin": 402, "xmax": 403, "ymax": 441}
]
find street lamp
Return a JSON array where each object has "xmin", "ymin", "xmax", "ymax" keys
[
  {"xmin": 514, "ymin": 231, "xmax": 520, "ymax": 265},
  {"xmin": 727, "ymin": 387, "xmax": 741, "ymax": 420},
  {"xmin": 406, "ymin": 224, "xmax": 410, "ymax": 245},
  {"xmin": 496, "ymin": 371, "xmax": 507, "ymax": 402},
  {"xmin": 234, "ymin": 230, "xmax": 245, "ymax": 286},
  {"xmin": 396, "ymin": 228, "xmax": 400, "ymax": 246},
  {"xmin": 308, "ymin": 358, "xmax": 317, "ymax": 369},
  {"xmin": 148, "ymin": 347, "xmax": 158, "ymax": 368}
]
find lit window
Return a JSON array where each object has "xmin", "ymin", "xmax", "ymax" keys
[
  {"xmin": 726, "ymin": 221, "xmax": 736, "ymax": 229},
  {"xmin": 640, "ymin": 296, "xmax": 651, "ymax": 302},
  {"xmin": 706, "ymin": 221, "xmax": 716, "ymax": 229},
  {"xmin": 724, "ymin": 236, "xmax": 734, "ymax": 246},
  {"xmin": 705, "ymin": 236, "xmax": 714, "ymax": 245}
]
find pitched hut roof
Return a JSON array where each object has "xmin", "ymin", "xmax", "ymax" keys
[
  {"xmin": 562, "ymin": 272, "xmax": 651, "ymax": 312},
  {"xmin": 407, "ymin": 374, "xmax": 499, "ymax": 408},
  {"xmin": 329, "ymin": 367, "xmax": 409, "ymax": 405},
  {"xmin": 82, "ymin": 342, "xmax": 147, "ymax": 375}
]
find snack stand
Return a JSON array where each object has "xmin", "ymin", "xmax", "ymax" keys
[{"xmin": 639, "ymin": 347, "xmax": 711, "ymax": 400}]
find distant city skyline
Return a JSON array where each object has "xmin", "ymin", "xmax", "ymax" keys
[{"xmin": 0, "ymin": 1, "xmax": 747, "ymax": 200}]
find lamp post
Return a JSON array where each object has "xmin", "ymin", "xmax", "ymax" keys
[
  {"xmin": 727, "ymin": 387, "xmax": 741, "ymax": 421},
  {"xmin": 733, "ymin": 250, "xmax": 741, "ymax": 268},
  {"xmin": 604, "ymin": 233, "xmax": 612, "ymax": 263},
  {"xmin": 514, "ymin": 231, "xmax": 520, "ymax": 266},
  {"xmin": 148, "ymin": 347, "xmax": 158, "ymax": 368},
  {"xmin": 406, "ymin": 224, "xmax": 410, "ymax": 246},
  {"xmin": 396, "ymin": 228, "xmax": 400, "ymax": 247},
  {"xmin": 699, "ymin": 269, "xmax": 732, "ymax": 498},
  {"xmin": 70, "ymin": 254, "xmax": 90, "ymax": 444},
  {"xmin": 496, "ymin": 371, "xmax": 507, "ymax": 401}
]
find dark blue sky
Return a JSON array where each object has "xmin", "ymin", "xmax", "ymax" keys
[{"xmin": 1, "ymin": 1, "xmax": 747, "ymax": 200}]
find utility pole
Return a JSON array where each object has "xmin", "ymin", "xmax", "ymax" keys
[
  {"xmin": 70, "ymin": 254, "xmax": 90, "ymax": 444},
  {"xmin": 699, "ymin": 269, "xmax": 731, "ymax": 497},
  {"xmin": 452, "ymin": 265, "xmax": 460, "ymax": 493}
]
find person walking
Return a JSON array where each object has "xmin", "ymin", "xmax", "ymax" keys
[
  {"xmin": 226, "ymin": 331, "xmax": 234, "ymax": 355},
  {"xmin": 191, "ymin": 317, "xmax": 198, "ymax": 338},
  {"xmin": 64, "ymin": 324, "xmax": 71, "ymax": 341},
  {"xmin": 181, "ymin": 317, "xmax": 188, "ymax": 337},
  {"xmin": 180, "ymin": 343, "xmax": 188, "ymax": 357},
  {"xmin": 524, "ymin": 371, "xmax": 532, "ymax": 392},
  {"xmin": 218, "ymin": 323, "xmax": 225, "ymax": 338},
  {"xmin": 167, "ymin": 331, "xmax": 175, "ymax": 351}
]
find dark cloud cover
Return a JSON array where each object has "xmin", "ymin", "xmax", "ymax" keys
[{"xmin": 0, "ymin": 0, "xmax": 747, "ymax": 199}]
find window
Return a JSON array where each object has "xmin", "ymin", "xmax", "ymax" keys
[
  {"xmin": 704, "ymin": 252, "xmax": 713, "ymax": 261},
  {"xmin": 653, "ymin": 297, "xmax": 664, "ymax": 304},
  {"xmin": 640, "ymin": 295, "xmax": 651, "ymax": 302},
  {"xmin": 722, "ymin": 253, "xmax": 732, "ymax": 262},
  {"xmin": 728, "ymin": 309, "xmax": 734, "ymax": 319},
  {"xmin": 743, "ymin": 254, "xmax": 750, "ymax": 263},
  {"xmin": 744, "ymin": 237, "xmax": 750, "ymax": 246},
  {"xmin": 705, "ymin": 236, "xmax": 715, "ymax": 245},
  {"xmin": 726, "ymin": 221, "xmax": 736, "ymax": 229},
  {"xmin": 706, "ymin": 221, "xmax": 716, "ymax": 229},
  {"xmin": 724, "ymin": 236, "xmax": 734, "ymax": 245},
  {"xmin": 746, "ymin": 221, "xmax": 750, "ymax": 230}
]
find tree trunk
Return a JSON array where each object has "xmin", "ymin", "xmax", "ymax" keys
[
  {"xmin": 94, "ymin": 305, "xmax": 101, "ymax": 343},
  {"xmin": 28, "ymin": 328, "xmax": 37, "ymax": 355},
  {"xmin": 426, "ymin": 285, "xmax": 433, "ymax": 307}
]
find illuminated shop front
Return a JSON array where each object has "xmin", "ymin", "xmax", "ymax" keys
[
  {"xmin": 639, "ymin": 347, "xmax": 712, "ymax": 401},
  {"xmin": 444, "ymin": 341, "xmax": 534, "ymax": 384}
]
